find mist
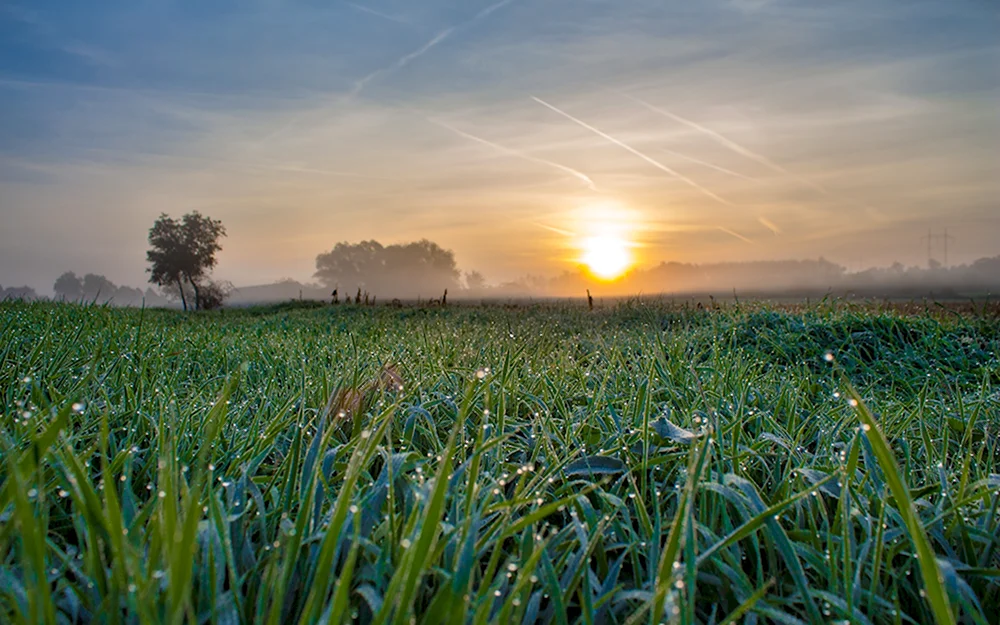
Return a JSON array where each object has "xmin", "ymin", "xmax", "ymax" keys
[{"xmin": 1, "ymin": 1, "xmax": 998, "ymax": 293}]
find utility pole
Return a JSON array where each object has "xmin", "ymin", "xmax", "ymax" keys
[
  {"xmin": 920, "ymin": 229, "xmax": 933, "ymax": 268},
  {"xmin": 942, "ymin": 229, "xmax": 955, "ymax": 267},
  {"xmin": 919, "ymin": 229, "xmax": 956, "ymax": 268}
]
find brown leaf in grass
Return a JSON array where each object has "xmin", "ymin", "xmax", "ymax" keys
[
  {"xmin": 378, "ymin": 363, "xmax": 404, "ymax": 392},
  {"xmin": 325, "ymin": 363, "xmax": 404, "ymax": 422}
]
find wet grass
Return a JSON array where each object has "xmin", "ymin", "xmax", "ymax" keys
[{"xmin": 1, "ymin": 299, "xmax": 998, "ymax": 624}]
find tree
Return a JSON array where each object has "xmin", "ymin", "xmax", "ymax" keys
[
  {"xmin": 314, "ymin": 239, "xmax": 460, "ymax": 299},
  {"xmin": 464, "ymin": 270, "xmax": 486, "ymax": 292},
  {"xmin": 53, "ymin": 272, "xmax": 83, "ymax": 301},
  {"xmin": 82, "ymin": 273, "xmax": 118, "ymax": 303},
  {"xmin": 146, "ymin": 211, "xmax": 226, "ymax": 311}
]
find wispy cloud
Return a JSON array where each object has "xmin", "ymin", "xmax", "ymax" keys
[
  {"xmin": 533, "ymin": 222, "xmax": 576, "ymax": 237},
  {"xmin": 344, "ymin": 2, "xmax": 410, "ymax": 25},
  {"xmin": 350, "ymin": 28, "xmax": 456, "ymax": 97},
  {"xmin": 2, "ymin": 0, "xmax": 997, "ymax": 289},
  {"xmin": 717, "ymin": 226, "xmax": 755, "ymax": 244},
  {"xmin": 657, "ymin": 147, "xmax": 756, "ymax": 181},
  {"xmin": 757, "ymin": 216, "xmax": 782, "ymax": 235},
  {"xmin": 429, "ymin": 118, "xmax": 597, "ymax": 191},
  {"xmin": 351, "ymin": 0, "xmax": 517, "ymax": 98},
  {"xmin": 531, "ymin": 96, "xmax": 736, "ymax": 207},
  {"xmin": 626, "ymin": 95, "xmax": 791, "ymax": 173},
  {"xmin": 2, "ymin": 4, "xmax": 118, "ymax": 68}
]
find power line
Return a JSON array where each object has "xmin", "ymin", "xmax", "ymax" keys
[{"xmin": 919, "ymin": 229, "xmax": 956, "ymax": 268}]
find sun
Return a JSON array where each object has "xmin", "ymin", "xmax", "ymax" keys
[
  {"xmin": 581, "ymin": 234, "xmax": 632, "ymax": 280},
  {"xmin": 570, "ymin": 200, "xmax": 638, "ymax": 280}
]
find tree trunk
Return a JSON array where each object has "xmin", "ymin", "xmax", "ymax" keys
[
  {"xmin": 176, "ymin": 279, "xmax": 188, "ymax": 311},
  {"xmin": 186, "ymin": 275, "xmax": 201, "ymax": 311}
]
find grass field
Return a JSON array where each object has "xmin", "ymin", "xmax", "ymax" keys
[{"xmin": 1, "ymin": 299, "xmax": 998, "ymax": 624}]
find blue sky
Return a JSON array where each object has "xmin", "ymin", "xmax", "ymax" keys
[{"xmin": 1, "ymin": 0, "xmax": 998, "ymax": 291}]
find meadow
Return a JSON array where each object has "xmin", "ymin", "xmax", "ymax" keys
[{"xmin": 1, "ymin": 299, "xmax": 998, "ymax": 624}]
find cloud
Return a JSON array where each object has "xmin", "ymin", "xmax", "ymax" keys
[
  {"xmin": 717, "ymin": 226, "xmax": 755, "ymax": 245},
  {"xmin": 530, "ymin": 96, "xmax": 736, "ymax": 207},
  {"xmin": 344, "ymin": 2, "xmax": 411, "ymax": 25},
  {"xmin": 1, "ymin": 0, "xmax": 997, "ymax": 290},
  {"xmin": 350, "ymin": 0, "xmax": 517, "ymax": 98},
  {"xmin": 758, "ymin": 217, "xmax": 782, "ymax": 235},
  {"xmin": 428, "ymin": 117, "xmax": 597, "ymax": 190}
]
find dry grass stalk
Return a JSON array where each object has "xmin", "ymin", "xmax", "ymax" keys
[{"xmin": 325, "ymin": 363, "xmax": 404, "ymax": 435}]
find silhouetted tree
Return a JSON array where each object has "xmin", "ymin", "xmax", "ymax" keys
[
  {"xmin": 314, "ymin": 239, "xmax": 460, "ymax": 299},
  {"xmin": 464, "ymin": 270, "xmax": 486, "ymax": 291},
  {"xmin": 54, "ymin": 272, "xmax": 83, "ymax": 301},
  {"xmin": 1, "ymin": 285, "xmax": 38, "ymax": 301},
  {"xmin": 146, "ymin": 211, "xmax": 226, "ymax": 311},
  {"xmin": 82, "ymin": 273, "xmax": 118, "ymax": 302},
  {"xmin": 197, "ymin": 280, "xmax": 232, "ymax": 311}
]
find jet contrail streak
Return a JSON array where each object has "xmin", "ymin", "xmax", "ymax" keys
[
  {"xmin": 345, "ymin": 2, "xmax": 409, "ymax": 24},
  {"xmin": 626, "ymin": 94, "xmax": 832, "ymax": 196},
  {"xmin": 350, "ymin": 27, "xmax": 455, "ymax": 97},
  {"xmin": 430, "ymin": 118, "xmax": 597, "ymax": 191},
  {"xmin": 258, "ymin": 0, "xmax": 516, "ymax": 148},
  {"xmin": 531, "ymin": 96, "xmax": 735, "ymax": 207},
  {"xmin": 657, "ymin": 148, "xmax": 756, "ymax": 181},
  {"xmin": 351, "ymin": 0, "xmax": 515, "ymax": 98},
  {"xmin": 758, "ymin": 216, "xmax": 782, "ymax": 235},
  {"xmin": 717, "ymin": 226, "xmax": 755, "ymax": 244},
  {"xmin": 533, "ymin": 222, "xmax": 576, "ymax": 237}
]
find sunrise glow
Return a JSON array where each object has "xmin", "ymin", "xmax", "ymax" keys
[
  {"xmin": 581, "ymin": 235, "xmax": 631, "ymax": 280},
  {"xmin": 572, "ymin": 201, "xmax": 639, "ymax": 281}
]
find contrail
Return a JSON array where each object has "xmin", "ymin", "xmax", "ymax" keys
[
  {"xmin": 717, "ymin": 226, "xmax": 755, "ymax": 244},
  {"xmin": 350, "ymin": 27, "xmax": 455, "ymax": 97},
  {"xmin": 757, "ymin": 216, "xmax": 782, "ymax": 235},
  {"xmin": 533, "ymin": 222, "xmax": 576, "ymax": 237},
  {"xmin": 626, "ymin": 94, "xmax": 832, "ymax": 196},
  {"xmin": 657, "ymin": 147, "xmax": 756, "ymax": 181},
  {"xmin": 351, "ymin": 0, "xmax": 515, "ymax": 98},
  {"xmin": 257, "ymin": 0, "xmax": 516, "ymax": 148},
  {"xmin": 531, "ymin": 96, "xmax": 735, "ymax": 207},
  {"xmin": 345, "ymin": 2, "xmax": 409, "ymax": 24},
  {"xmin": 430, "ymin": 118, "xmax": 597, "ymax": 191}
]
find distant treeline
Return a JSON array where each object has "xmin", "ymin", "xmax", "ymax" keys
[
  {"xmin": 6, "ymin": 249, "xmax": 998, "ymax": 307},
  {"xmin": 1, "ymin": 272, "xmax": 172, "ymax": 306},
  {"xmin": 537, "ymin": 255, "xmax": 1000, "ymax": 298}
]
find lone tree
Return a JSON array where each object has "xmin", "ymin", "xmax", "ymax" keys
[
  {"xmin": 53, "ymin": 271, "xmax": 83, "ymax": 301},
  {"xmin": 146, "ymin": 211, "xmax": 226, "ymax": 311}
]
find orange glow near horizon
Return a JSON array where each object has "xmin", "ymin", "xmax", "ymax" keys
[
  {"xmin": 581, "ymin": 234, "xmax": 631, "ymax": 280},
  {"xmin": 572, "ymin": 201, "xmax": 640, "ymax": 281}
]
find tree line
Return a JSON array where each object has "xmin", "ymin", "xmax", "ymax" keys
[{"xmin": 5, "ymin": 209, "xmax": 999, "ymax": 307}]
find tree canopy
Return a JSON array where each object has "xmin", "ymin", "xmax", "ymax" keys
[
  {"xmin": 53, "ymin": 271, "xmax": 84, "ymax": 301},
  {"xmin": 314, "ymin": 239, "xmax": 460, "ymax": 299},
  {"xmin": 146, "ymin": 211, "xmax": 226, "ymax": 310}
]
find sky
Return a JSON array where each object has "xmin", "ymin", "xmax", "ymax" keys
[{"xmin": 1, "ymin": 0, "xmax": 998, "ymax": 293}]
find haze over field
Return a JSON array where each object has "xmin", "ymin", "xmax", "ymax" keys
[{"xmin": 1, "ymin": 0, "xmax": 998, "ymax": 294}]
